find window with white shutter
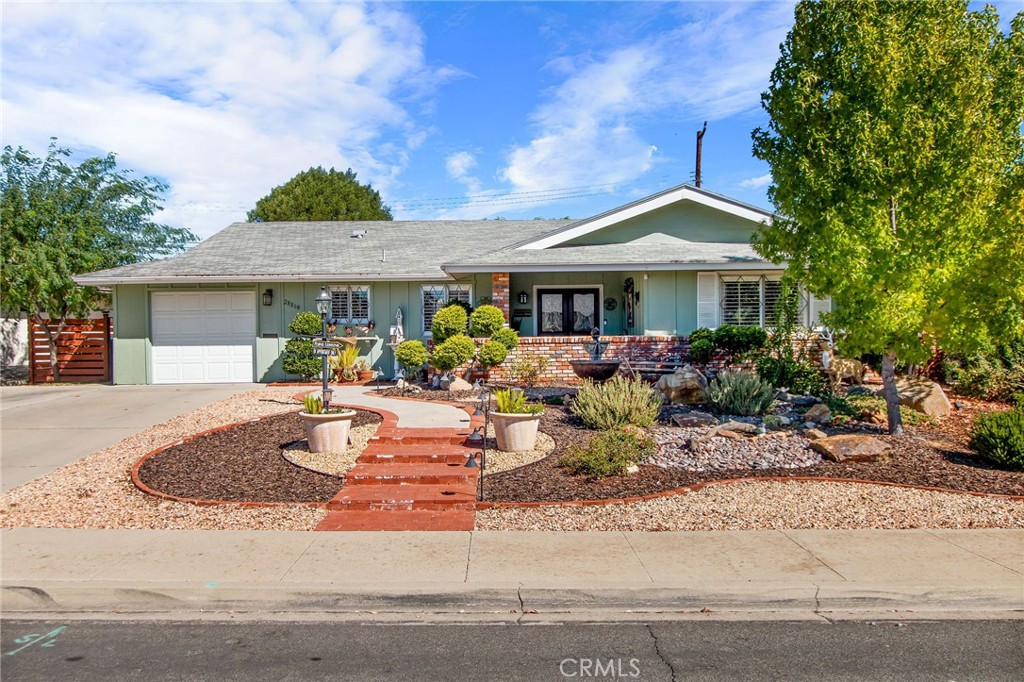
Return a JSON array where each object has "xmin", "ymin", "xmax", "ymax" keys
[
  {"xmin": 718, "ymin": 274, "xmax": 785, "ymax": 327},
  {"xmin": 329, "ymin": 285, "xmax": 371, "ymax": 325},
  {"xmin": 422, "ymin": 284, "xmax": 472, "ymax": 333}
]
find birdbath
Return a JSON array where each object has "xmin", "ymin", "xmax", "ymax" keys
[{"xmin": 569, "ymin": 327, "xmax": 621, "ymax": 383}]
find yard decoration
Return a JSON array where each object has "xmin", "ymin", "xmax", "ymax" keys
[
  {"xmin": 298, "ymin": 394, "xmax": 357, "ymax": 453},
  {"xmin": 329, "ymin": 343, "xmax": 360, "ymax": 382},
  {"xmin": 490, "ymin": 388, "xmax": 544, "ymax": 452}
]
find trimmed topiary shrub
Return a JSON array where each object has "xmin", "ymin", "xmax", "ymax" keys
[
  {"xmin": 289, "ymin": 310, "xmax": 323, "ymax": 336},
  {"xmin": 430, "ymin": 305, "xmax": 468, "ymax": 344},
  {"xmin": 282, "ymin": 338, "xmax": 321, "ymax": 380},
  {"xmin": 477, "ymin": 339, "xmax": 509, "ymax": 368},
  {"xmin": 558, "ymin": 426, "xmax": 656, "ymax": 478},
  {"xmin": 490, "ymin": 327, "xmax": 519, "ymax": 351},
  {"xmin": 394, "ymin": 340, "xmax": 428, "ymax": 373},
  {"xmin": 712, "ymin": 325, "xmax": 768, "ymax": 354},
  {"xmin": 969, "ymin": 408, "xmax": 1024, "ymax": 471},
  {"xmin": 706, "ymin": 370, "xmax": 775, "ymax": 416},
  {"xmin": 432, "ymin": 334, "xmax": 476, "ymax": 372},
  {"xmin": 469, "ymin": 305, "xmax": 506, "ymax": 338},
  {"xmin": 570, "ymin": 376, "xmax": 662, "ymax": 430},
  {"xmin": 688, "ymin": 338, "xmax": 715, "ymax": 364}
]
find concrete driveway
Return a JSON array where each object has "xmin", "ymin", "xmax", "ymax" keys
[{"xmin": 0, "ymin": 383, "xmax": 260, "ymax": 492}]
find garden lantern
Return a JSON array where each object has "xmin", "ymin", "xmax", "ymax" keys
[
  {"xmin": 317, "ymin": 287, "xmax": 331, "ymax": 409},
  {"xmin": 517, "ymin": 291, "xmax": 528, "ymax": 305}
]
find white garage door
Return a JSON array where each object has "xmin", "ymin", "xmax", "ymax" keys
[{"xmin": 150, "ymin": 291, "xmax": 255, "ymax": 384}]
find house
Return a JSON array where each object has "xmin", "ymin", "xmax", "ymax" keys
[{"xmin": 75, "ymin": 183, "xmax": 830, "ymax": 384}]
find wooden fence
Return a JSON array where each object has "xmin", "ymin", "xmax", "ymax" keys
[{"xmin": 28, "ymin": 316, "xmax": 112, "ymax": 384}]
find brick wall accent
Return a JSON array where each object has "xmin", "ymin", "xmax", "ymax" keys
[{"xmin": 491, "ymin": 272, "xmax": 510, "ymax": 321}]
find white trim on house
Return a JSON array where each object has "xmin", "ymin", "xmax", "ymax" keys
[
  {"xmin": 444, "ymin": 261, "xmax": 781, "ymax": 274},
  {"xmin": 515, "ymin": 185, "xmax": 774, "ymax": 251},
  {"xmin": 75, "ymin": 273, "xmax": 447, "ymax": 286},
  {"xmin": 531, "ymin": 284, "xmax": 604, "ymax": 336}
]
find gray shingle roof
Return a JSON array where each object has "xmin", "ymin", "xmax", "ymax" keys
[{"xmin": 76, "ymin": 220, "xmax": 572, "ymax": 285}]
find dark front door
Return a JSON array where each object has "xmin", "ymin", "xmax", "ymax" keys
[{"xmin": 537, "ymin": 288, "xmax": 599, "ymax": 335}]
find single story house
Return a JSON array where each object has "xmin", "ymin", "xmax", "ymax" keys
[{"xmin": 75, "ymin": 183, "xmax": 830, "ymax": 384}]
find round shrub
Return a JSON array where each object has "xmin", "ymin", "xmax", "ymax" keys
[
  {"xmin": 288, "ymin": 311, "xmax": 322, "ymax": 336},
  {"xmin": 430, "ymin": 305, "xmax": 468, "ymax": 344},
  {"xmin": 705, "ymin": 370, "xmax": 775, "ymax": 416},
  {"xmin": 713, "ymin": 325, "xmax": 768, "ymax": 354},
  {"xmin": 688, "ymin": 327, "xmax": 715, "ymax": 345},
  {"xmin": 688, "ymin": 338, "xmax": 715, "ymax": 364},
  {"xmin": 394, "ymin": 340, "xmax": 428, "ymax": 372},
  {"xmin": 755, "ymin": 354, "xmax": 829, "ymax": 397},
  {"xmin": 557, "ymin": 427, "xmax": 656, "ymax": 478},
  {"xmin": 477, "ymin": 339, "xmax": 509, "ymax": 368},
  {"xmin": 491, "ymin": 327, "xmax": 519, "ymax": 351},
  {"xmin": 432, "ymin": 334, "xmax": 475, "ymax": 372},
  {"xmin": 570, "ymin": 376, "xmax": 662, "ymax": 430},
  {"xmin": 282, "ymin": 338, "xmax": 321, "ymax": 380},
  {"xmin": 969, "ymin": 408, "xmax": 1024, "ymax": 471},
  {"xmin": 469, "ymin": 305, "xmax": 506, "ymax": 337}
]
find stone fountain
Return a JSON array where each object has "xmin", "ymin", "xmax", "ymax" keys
[{"xmin": 569, "ymin": 327, "xmax": 621, "ymax": 383}]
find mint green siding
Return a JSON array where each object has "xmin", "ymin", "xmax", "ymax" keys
[
  {"xmin": 640, "ymin": 271, "xmax": 699, "ymax": 335},
  {"xmin": 112, "ymin": 284, "xmax": 149, "ymax": 384},
  {"xmin": 565, "ymin": 201, "xmax": 759, "ymax": 246}
]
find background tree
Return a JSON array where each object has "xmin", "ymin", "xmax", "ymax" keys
[
  {"xmin": 1, "ymin": 141, "xmax": 196, "ymax": 380},
  {"xmin": 752, "ymin": 0, "xmax": 1024, "ymax": 434},
  {"xmin": 247, "ymin": 166, "xmax": 392, "ymax": 222}
]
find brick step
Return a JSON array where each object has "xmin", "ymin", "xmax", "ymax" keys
[
  {"xmin": 327, "ymin": 483, "xmax": 478, "ymax": 511},
  {"xmin": 345, "ymin": 462, "xmax": 476, "ymax": 486},
  {"xmin": 370, "ymin": 430, "xmax": 471, "ymax": 446},
  {"xmin": 358, "ymin": 451, "xmax": 474, "ymax": 465},
  {"xmin": 316, "ymin": 509, "xmax": 475, "ymax": 532}
]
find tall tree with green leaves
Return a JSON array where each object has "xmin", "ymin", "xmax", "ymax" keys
[
  {"xmin": 247, "ymin": 166, "xmax": 392, "ymax": 222},
  {"xmin": 1, "ymin": 141, "xmax": 196, "ymax": 380},
  {"xmin": 753, "ymin": 0, "xmax": 1024, "ymax": 434}
]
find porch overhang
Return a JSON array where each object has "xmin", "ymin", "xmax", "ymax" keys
[{"xmin": 442, "ymin": 260, "xmax": 784, "ymax": 275}]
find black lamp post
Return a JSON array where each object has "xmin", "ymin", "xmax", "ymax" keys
[
  {"xmin": 316, "ymin": 286, "xmax": 332, "ymax": 410},
  {"xmin": 464, "ymin": 384, "xmax": 490, "ymax": 501}
]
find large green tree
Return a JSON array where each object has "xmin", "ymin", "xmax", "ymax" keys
[
  {"xmin": 1, "ymin": 141, "xmax": 196, "ymax": 380},
  {"xmin": 752, "ymin": 0, "xmax": 1024, "ymax": 434},
  {"xmin": 247, "ymin": 166, "xmax": 392, "ymax": 222}
]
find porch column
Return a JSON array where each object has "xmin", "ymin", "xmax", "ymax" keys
[{"xmin": 491, "ymin": 272, "xmax": 510, "ymax": 321}]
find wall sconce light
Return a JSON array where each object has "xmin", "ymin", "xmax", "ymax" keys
[
  {"xmin": 262, "ymin": 289, "xmax": 273, "ymax": 306},
  {"xmin": 517, "ymin": 291, "xmax": 529, "ymax": 305}
]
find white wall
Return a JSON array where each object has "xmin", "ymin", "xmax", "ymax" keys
[{"xmin": 1, "ymin": 314, "xmax": 28, "ymax": 369}]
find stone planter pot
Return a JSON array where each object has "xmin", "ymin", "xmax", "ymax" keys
[
  {"xmin": 299, "ymin": 410, "xmax": 357, "ymax": 453},
  {"xmin": 490, "ymin": 411, "xmax": 541, "ymax": 452}
]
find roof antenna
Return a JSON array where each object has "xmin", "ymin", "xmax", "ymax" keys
[{"xmin": 695, "ymin": 121, "xmax": 707, "ymax": 188}]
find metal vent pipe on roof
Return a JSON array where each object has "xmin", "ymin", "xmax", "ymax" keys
[{"xmin": 351, "ymin": 229, "xmax": 366, "ymax": 238}]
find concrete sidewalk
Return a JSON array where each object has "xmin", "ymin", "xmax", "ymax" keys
[{"xmin": 3, "ymin": 527, "xmax": 1021, "ymax": 621}]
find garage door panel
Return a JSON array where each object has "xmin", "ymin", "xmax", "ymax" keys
[{"xmin": 151, "ymin": 292, "xmax": 254, "ymax": 384}]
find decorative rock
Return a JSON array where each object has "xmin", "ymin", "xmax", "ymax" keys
[
  {"xmin": 654, "ymin": 364, "xmax": 709, "ymax": 405},
  {"xmin": 448, "ymin": 377, "xmax": 474, "ymax": 392},
  {"xmin": 439, "ymin": 375, "xmax": 451, "ymax": 390},
  {"xmin": 716, "ymin": 420, "xmax": 760, "ymax": 436},
  {"xmin": 625, "ymin": 464, "xmax": 640, "ymax": 474},
  {"xmin": 846, "ymin": 385, "xmax": 876, "ymax": 397},
  {"xmin": 895, "ymin": 378, "xmax": 952, "ymax": 419},
  {"xmin": 803, "ymin": 404, "xmax": 832, "ymax": 424},
  {"xmin": 672, "ymin": 411, "xmax": 719, "ymax": 428},
  {"xmin": 803, "ymin": 422, "xmax": 815, "ymax": 430},
  {"xmin": 789, "ymin": 394, "xmax": 822, "ymax": 406},
  {"xmin": 803, "ymin": 428, "xmax": 828, "ymax": 440},
  {"xmin": 810, "ymin": 434, "xmax": 891, "ymax": 462},
  {"xmin": 430, "ymin": 374, "xmax": 441, "ymax": 389},
  {"xmin": 859, "ymin": 407, "xmax": 886, "ymax": 425},
  {"xmin": 717, "ymin": 429, "xmax": 745, "ymax": 440},
  {"xmin": 778, "ymin": 416, "xmax": 793, "ymax": 426}
]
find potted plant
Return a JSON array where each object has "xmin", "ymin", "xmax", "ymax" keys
[
  {"xmin": 298, "ymin": 394, "xmax": 357, "ymax": 453},
  {"xmin": 490, "ymin": 388, "xmax": 544, "ymax": 452},
  {"xmin": 329, "ymin": 344, "xmax": 359, "ymax": 382},
  {"xmin": 355, "ymin": 358, "xmax": 374, "ymax": 382}
]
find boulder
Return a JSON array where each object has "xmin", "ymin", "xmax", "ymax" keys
[
  {"xmin": 654, "ymin": 365, "xmax": 709, "ymax": 405},
  {"xmin": 810, "ymin": 435, "xmax": 891, "ymax": 462},
  {"xmin": 789, "ymin": 394, "xmax": 822, "ymax": 406},
  {"xmin": 716, "ymin": 420, "xmax": 760, "ymax": 437},
  {"xmin": 448, "ymin": 377, "xmax": 474, "ymax": 392},
  {"xmin": 803, "ymin": 404, "xmax": 832, "ymax": 424},
  {"xmin": 716, "ymin": 429, "xmax": 746, "ymax": 440},
  {"xmin": 846, "ymin": 385, "xmax": 876, "ymax": 397},
  {"xmin": 672, "ymin": 411, "xmax": 719, "ymax": 428},
  {"xmin": 895, "ymin": 378, "xmax": 952, "ymax": 419},
  {"xmin": 803, "ymin": 428, "xmax": 828, "ymax": 440}
]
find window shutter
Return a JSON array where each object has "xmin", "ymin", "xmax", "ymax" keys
[
  {"xmin": 350, "ymin": 286, "xmax": 370, "ymax": 324},
  {"xmin": 807, "ymin": 291, "xmax": 832, "ymax": 329},
  {"xmin": 696, "ymin": 272, "xmax": 719, "ymax": 329}
]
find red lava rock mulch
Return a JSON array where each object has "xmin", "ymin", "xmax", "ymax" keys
[{"xmin": 136, "ymin": 410, "xmax": 382, "ymax": 504}]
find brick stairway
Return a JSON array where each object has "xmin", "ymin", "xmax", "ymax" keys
[{"xmin": 316, "ymin": 419, "xmax": 483, "ymax": 531}]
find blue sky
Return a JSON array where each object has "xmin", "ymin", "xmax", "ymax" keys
[{"xmin": 3, "ymin": 1, "xmax": 1022, "ymax": 240}]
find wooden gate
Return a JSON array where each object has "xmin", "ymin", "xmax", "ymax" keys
[{"xmin": 28, "ymin": 316, "xmax": 112, "ymax": 384}]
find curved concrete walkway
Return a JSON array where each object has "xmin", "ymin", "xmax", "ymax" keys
[{"xmin": 327, "ymin": 385, "xmax": 473, "ymax": 429}]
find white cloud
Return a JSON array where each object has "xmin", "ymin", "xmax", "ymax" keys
[
  {"xmin": 738, "ymin": 173, "xmax": 773, "ymax": 190},
  {"xmin": 500, "ymin": 3, "xmax": 794, "ymax": 199},
  {"xmin": 446, "ymin": 151, "xmax": 479, "ymax": 183},
  {"xmin": 0, "ymin": 1, "xmax": 451, "ymax": 238}
]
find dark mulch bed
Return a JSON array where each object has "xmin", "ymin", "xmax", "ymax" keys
[
  {"xmin": 484, "ymin": 403, "xmax": 1024, "ymax": 503},
  {"xmin": 136, "ymin": 410, "xmax": 382, "ymax": 503}
]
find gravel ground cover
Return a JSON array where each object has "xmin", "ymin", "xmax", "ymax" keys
[
  {"xmin": 475, "ymin": 479, "xmax": 1024, "ymax": 531},
  {"xmin": 282, "ymin": 423, "xmax": 378, "ymax": 477}
]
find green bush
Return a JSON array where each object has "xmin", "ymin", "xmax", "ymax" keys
[
  {"xmin": 491, "ymin": 327, "xmax": 519, "ymax": 351},
  {"xmin": 394, "ymin": 340, "xmax": 428, "ymax": 372},
  {"xmin": 706, "ymin": 370, "xmax": 775, "ymax": 416},
  {"xmin": 755, "ymin": 354, "xmax": 829, "ymax": 396},
  {"xmin": 430, "ymin": 305, "xmax": 468, "ymax": 344},
  {"xmin": 945, "ymin": 340, "xmax": 1024, "ymax": 403},
  {"xmin": 713, "ymin": 325, "xmax": 768, "ymax": 354},
  {"xmin": 282, "ymin": 338, "xmax": 321, "ymax": 380},
  {"xmin": 494, "ymin": 388, "xmax": 543, "ymax": 414},
  {"xmin": 288, "ymin": 311, "xmax": 323, "ymax": 336},
  {"xmin": 688, "ymin": 338, "xmax": 716, "ymax": 364},
  {"xmin": 558, "ymin": 427, "xmax": 656, "ymax": 478},
  {"xmin": 508, "ymin": 355, "xmax": 549, "ymax": 388},
  {"xmin": 969, "ymin": 408, "xmax": 1024, "ymax": 471},
  {"xmin": 570, "ymin": 376, "xmax": 662, "ymax": 430},
  {"xmin": 688, "ymin": 327, "xmax": 715, "ymax": 345},
  {"xmin": 431, "ymin": 334, "xmax": 475, "ymax": 372},
  {"xmin": 477, "ymin": 339, "xmax": 509, "ymax": 368},
  {"xmin": 827, "ymin": 394, "xmax": 933, "ymax": 426},
  {"xmin": 469, "ymin": 305, "xmax": 506, "ymax": 337}
]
